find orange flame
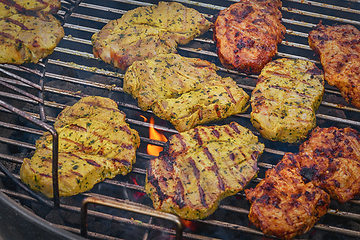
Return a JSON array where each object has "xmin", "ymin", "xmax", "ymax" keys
[
  {"xmin": 147, "ymin": 116, "xmax": 167, "ymax": 156},
  {"xmin": 140, "ymin": 115, "xmax": 147, "ymax": 122}
]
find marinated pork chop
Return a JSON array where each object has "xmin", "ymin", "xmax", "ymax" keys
[
  {"xmin": 299, "ymin": 126, "xmax": 360, "ymax": 203},
  {"xmin": 0, "ymin": 0, "xmax": 61, "ymax": 18},
  {"xmin": 124, "ymin": 53, "xmax": 250, "ymax": 132},
  {"xmin": 146, "ymin": 122, "xmax": 264, "ymax": 220},
  {"xmin": 0, "ymin": 11, "xmax": 64, "ymax": 64},
  {"xmin": 308, "ymin": 23, "xmax": 360, "ymax": 109},
  {"xmin": 214, "ymin": 0, "xmax": 286, "ymax": 74},
  {"xmin": 250, "ymin": 58, "xmax": 324, "ymax": 143},
  {"xmin": 92, "ymin": 1, "xmax": 212, "ymax": 70},
  {"xmin": 20, "ymin": 96, "xmax": 140, "ymax": 198},
  {"xmin": 245, "ymin": 153, "xmax": 330, "ymax": 240}
]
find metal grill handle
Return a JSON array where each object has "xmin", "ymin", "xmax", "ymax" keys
[{"xmin": 81, "ymin": 196, "xmax": 184, "ymax": 239}]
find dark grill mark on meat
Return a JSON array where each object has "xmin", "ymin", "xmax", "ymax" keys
[
  {"xmin": 300, "ymin": 167, "xmax": 317, "ymax": 182},
  {"xmin": 189, "ymin": 158, "xmax": 200, "ymax": 179},
  {"xmin": 225, "ymin": 87, "xmax": 237, "ymax": 104},
  {"xmin": 314, "ymin": 33, "xmax": 329, "ymax": 41},
  {"xmin": 32, "ymin": 40, "xmax": 40, "ymax": 48},
  {"xmin": 214, "ymin": 104, "xmax": 222, "ymax": 118},
  {"xmin": 5, "ymin": 18, "xmax": 30, "ymax": 30},
  {"xmin": 176, "ymin": 134, "xmax": 188, "ymax": 152},
  {"xmin": 189, "ymin": 158, "xmax": 208, "ymax": 208},
  {"xmin": 85, "ymin": 101, "xmax": 123, "ymax": 113},
  {"xmin": 198, "ymin": 109, "xmax": 203, "ymax": 120},
  {"xmin": 198, "ymin": 185, "xmax": 208, "ymax": 208},
  {"xmin": 70, "ymin": 170, "xmax": 83, "ymax": 177},
  {"xmin": 39, "ymin": 173, "xmax": 51, "ymax": 178},
  {"xmin": 212, "ymin": 129, "xmax": 220, "ymax": 138},
  {"xmin": 163, "ymin": 155, "xmax": 174, "ymax": 171},
  {"xmin": 0, "ymin": 0, "xmax": 24, "ymax": 13},
  {"xmin": 193, "ymin": 128, "xmax": 203, "ymax": 146},
  {"xmin": 121, "ymin": 143, "xmax": 133, "ymax": 150},
  {"xmin": 231, "ymin": 5, "xmax": 253, "ymax": 19},
  {"xmin": 85, "ymin": 159, "xmax": 101, "ymax": 167},
  {"xmin": 305, "ymin": 191, "xmax": 316, "ymax": 201},
  {"xmin": 67, "ymin": 152, "xmax": 97, "ymax": 166},
  {"xmin": 0, "ymin": 32, "xmax": 14, "ymax": 39},
  {"xmin": 119, "ymin": 125, "xmax": 131, "ymax": 135},
  {"xmin": 92, "ymin": 131, "xmax": 123, "ymax": 145},
  {"xmin": 306, "ymin": 67, "xmax": 323, "ymax": 76},
  {"xmin": 69, "ymin": 124, "xmax": 87, "ymax": 132},
  {"xmin": 174, "ymin": 180, "xmax": 186, "ymax": 208},
  {"xmin": 237, "ymin": 37, "xmax": 255, "ymax": 50},
  {"xmin": 250, "ymin": 153, "xmax": 260, "ymax": 171},
  {"xmin": 63, "ymin": 138, "xmax": 93, "ymax": 152},
  {"xmin": 230, "ymin": 122, "xmax": 241, "ymax": 134},
  {"xmin": 203, "ymin": 147, "xmax": 225, "ymax": 191},
  {"xmin": 111, "ymin": 158, "xmax": 131, "ymax": 166},
  {"xmin": 147, "ymin": 168, "xmax": 167, "ymax": 201},
  {"xmin": 252, "ymin": 18, "xmax": 266, "ymax": 25}
]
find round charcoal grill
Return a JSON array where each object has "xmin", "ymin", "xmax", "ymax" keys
[{"xmin": 1, "ymin": 0, "xmax": 360, "ymax": 239}]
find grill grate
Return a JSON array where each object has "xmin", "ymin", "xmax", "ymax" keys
[{"xmin": 1, "ymin": 0, "xmax": 360, "ymax": 239}]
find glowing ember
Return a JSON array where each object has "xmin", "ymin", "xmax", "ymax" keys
[
  {"xmin": 130, "ymin": 175, "xmax": 145, "ymax": 200},
  {"xmin": 147, "ymin": 116, "xmax": 167, "ymax": 156},
  {"xmin": 181, "ymin": 219, "xmax": 197, "ymax": 232}
]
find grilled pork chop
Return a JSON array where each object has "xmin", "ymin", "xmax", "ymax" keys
[
  {"xmin": 308, "ymin": 23, "xmax": 360, "ymax": 109},
  {"xmin": 245, "ymin": 153, "xmax": 330, "ymax": 240},
  {"xmin": 299, "ymin": 126, "xmax": 360, "ymax": 203},
  {"xmin": 124, "ymin": 53, "xmax": 250, "ymax": 132},
  {"xmin": 20, "ymin": 96, "xmax": 140, "ymax": 198},
  {"xmin": 0, "ymin": 9, "xmax": 64, "ymax": 64},
  {"xmin": 146, "ymin": 122, "xmax": 264, "ymax": 220},
  {"xmin": 0, "ymin": 0, "xmax": 61, "ymax": 18},
  {"xmin": 92, "ymin": 1, "xmax": 212, "ymax": 70},
  {"xmin": 213, "ymin": 0, "xmax": 286, "ymax": 74},
  {"xmin": 250, "ymin": 58, "xmax": 325, "ymax": 143}
]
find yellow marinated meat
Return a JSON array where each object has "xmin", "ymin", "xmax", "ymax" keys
[
  {"xmin": 91, "ymin": 1, "xmax": 212, "ymax": 70},
  {"xmin": 20, "ymin": 96, "xmax": 140, "ymax": 198},
  {"xmin": 250, "ymin": 58, "xmax": 325, "ymax": 143},
  {"xmin": 146, "ymin": 122, "xmax": 264, "ymax": 220},
  {"xmin": 0, "ymin": 0, "xmax": 60, "ymax": 18},
  {"xmin": 0, "ymin": 0, "xmax": 63, "ymax": 64},
  {"xmin": 124, "ymin": 53, "xmax": 250, "ymax": 132}
]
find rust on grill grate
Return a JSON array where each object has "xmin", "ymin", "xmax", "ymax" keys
[{"xmin": 0, "ymin": 0, "xmax": 360, "ymax": 239}]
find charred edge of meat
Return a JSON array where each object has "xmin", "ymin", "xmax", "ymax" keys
[
  {"xmin": 300, "ymin": 167, "xmax": 317, "ymax": 182},
  {"xmin": 306, "ymin": 66, "xmax": 324, "ymax": 77}
]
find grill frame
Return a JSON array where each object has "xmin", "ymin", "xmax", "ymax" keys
[{"xmin": 1, "ymin": 0, "xmax": 360, "ymax": 239}]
